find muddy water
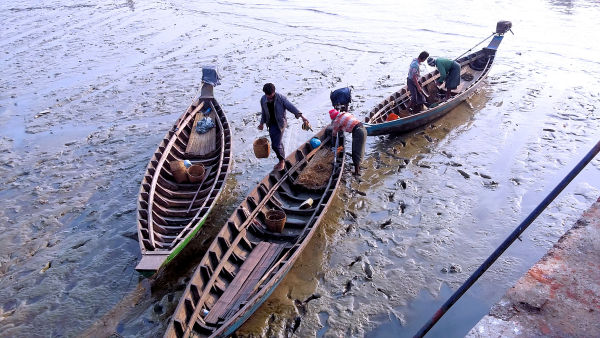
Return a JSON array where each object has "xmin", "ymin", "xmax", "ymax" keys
[{"xmin": 1, "ymin": 0, "xmax": 599, "ymax": 337}]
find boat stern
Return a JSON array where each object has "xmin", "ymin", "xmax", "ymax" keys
[{"xmin": 135, "ymin": 254, "xmax": 169, "ymax": 277}]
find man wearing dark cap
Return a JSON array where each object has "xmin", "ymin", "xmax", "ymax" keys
[
  {"xmin": 258, "ymin": 83, "xmax": 310, "ymax": 171},
  {"xmin": 427, "ymin": 57, "xmax": 461, "ymax": 100}
]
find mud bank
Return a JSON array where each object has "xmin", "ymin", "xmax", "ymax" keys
[{"xmin": 467, "ymin": 196, "xmax": 600, "ymax": 337}]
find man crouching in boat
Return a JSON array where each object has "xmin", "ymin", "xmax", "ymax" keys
[
  {"xmin": 328, "ymin": 108, "xmax": 367, "ymax": 176},
  {"xmin": 427, "ymin": 57, "xmax": 460, "ymax": 100},
  {"xmin": 258, "ymin": 83, "xmax": 310, "ymax": 171},
  {"xmin": 407, "ymin": 51, "xmax": 429, "ymax": 113}
]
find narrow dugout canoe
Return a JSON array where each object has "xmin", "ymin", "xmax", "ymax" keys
[
  {"xmin": 164, "ymin": 129, "xmax": 345, "ymax": 338},
  {"xmin": 135, "ymin": 82, "xmax": 232, "ymax": 276},
  {"xmin": 365, "ymin": 21, "xmax": 512, "ymax": 136}
]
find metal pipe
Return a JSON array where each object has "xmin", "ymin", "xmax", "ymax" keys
[{"xmin": 414, "ymin": 139, "xmax": 600, "ymax": 337}]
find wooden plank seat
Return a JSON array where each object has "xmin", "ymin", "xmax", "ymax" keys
[
  {"xmin": 204, "ymin": 241, "xmax": 283, "ymax": 324},
  {"xmin": 186, "ymin": 108, "xmax": 217, "ymax": 157}
]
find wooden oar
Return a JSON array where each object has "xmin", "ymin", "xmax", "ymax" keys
[{"xmin": 186, "ymin": 166, "xmax": 212, "ymax": 214}]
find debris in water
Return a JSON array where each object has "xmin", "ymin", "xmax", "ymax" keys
[
  {"xmin": 349, "ymin": 256, "xmax": 363, "ymax": 267},
  {"xmin": 399, "ymin": 202, "xmax": 407, "ymax": 214},
  {"xmin": 449, "ymin": 264, "xmax": 462, "ymax": 273},
  {"xmin": 304, "ymin": 293, "xmax": 321, "ymax": 303},
  {"xmin": 376, "ymin": 288, "xmax": 392, "ymax": 299},
  {"xmin": 35, "ymin": 110, "xmax": 50, "ymax": 118},
  {"xmin": 387, "ymin": 192, "xmax": 395, "ymax": 202},
  {"xmin": 353, "ymin": 189, "xmax": 367, "ymax": 196},
  {"xmin": 342, "ymin": 277, "xmax": 357, "ymax": 295},
  {"xmin": 363, "ymin": 261, "xmax": 374, "ymax": 280},
  {"xmin": 457, "ymin": 169, "xmax": 470, "ymax": 179},
  {"xmin": 294, "ymin": 299, "xmax": 307, "ymax": 316},
  {"xmin": 380, "ymin": 219, "xmax": 392, "ymax": 229},
  {"xmin": 40, "ymin": 261, "xmax": 51, "ymax": 274},
  {"xmin": 346, "ymin": 210, "xmax": 357, "ymax": 219}
]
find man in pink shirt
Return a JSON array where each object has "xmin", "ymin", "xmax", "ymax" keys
[{"xmin": 329, "ymin": 108, "xmax": 367, "ymax": 176}]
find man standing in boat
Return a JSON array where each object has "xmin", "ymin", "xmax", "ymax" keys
[
  {"xmin": 407, "ymin": 51, "xmax": 429, "ymax": 113},
  {"xmin": 258, "ymin": 83, "xmax": 310, "ymax": 171},
  {"xmin": 427, "ymin": 57, "xmax": 461, "ymax": 100}
]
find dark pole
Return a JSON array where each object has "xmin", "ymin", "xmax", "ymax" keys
[{"xmin": 414, "ymin": 139, "xmax": 600, "ymax": 338}]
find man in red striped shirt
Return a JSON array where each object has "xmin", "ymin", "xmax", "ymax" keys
[{"xmin": 329, "ymin": 108, "xmax": 367, "ymax": 176}]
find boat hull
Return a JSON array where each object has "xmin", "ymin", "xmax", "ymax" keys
[{"xmin": 366, "ymin": 33, "xmax": 506, "ymax": 136}]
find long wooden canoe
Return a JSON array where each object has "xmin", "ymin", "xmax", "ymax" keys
[
  {"xmin": 365, "ymin": 21, "xmax": 512, "ymax": 136},
  {"xmin": 135, "ymin": 82, "xmax": 232, "ymax": 276},
  {"xmin": 164, "ymin": 129, "xmax": 345, "ymax": 337}
]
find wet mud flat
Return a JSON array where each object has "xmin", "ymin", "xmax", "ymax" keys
[
  {"xmin": 1, "ymin": 1, "xmax": 600, "ymax": 337},
  {"xmin": 467, "ymin": 196, "xmax": 600, "ymax": 337}
]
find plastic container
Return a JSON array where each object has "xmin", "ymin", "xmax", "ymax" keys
[
  {"xmin": 253, "ymin": 137, "xmax": 270, "ymax": 158},
  {"xmin": 386, "ymin": 113, "xmax": 399, "ymax": 121},
  {"xmin": 265, "ymin": 210, "xmax": 286, "ymax": 233},
  {"xmin": 187, "ymin": 163, "xmax": 206, "ymax": 183},
  {"xmin": 169, "ymin": 160, "xmax": 188, "ymax": 183},
  {"xmin": 183, "ymin": 160, "xmax": 192, "ymax": 168}
]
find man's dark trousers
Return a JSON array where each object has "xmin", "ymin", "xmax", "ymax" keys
[{"xmin": 268, "ymin": 124, "xmax": 285, "ymax": 161}]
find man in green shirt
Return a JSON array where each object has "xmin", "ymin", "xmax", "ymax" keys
[{"xmin": 427, "ymin": 57, "xmax": 461, "ymax": 100}]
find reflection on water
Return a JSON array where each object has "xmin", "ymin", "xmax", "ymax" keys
[{"xmin": 0, "ymin": 0, "xmax": 599, "ymax": 337}]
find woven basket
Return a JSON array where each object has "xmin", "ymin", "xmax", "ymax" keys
[
  {"xmin": 187, "ymin": 163, "xmax": 206, "ymax": 183},
  {"xmin": 169, "ymin": 160, "xmax": 188, "ymax": 183},
  {"xmin": 265, "ymin": 210, "xmax": 286, "ymax": 233},
  {"xmin": 253, "ymin": 137, "xmax": 270, "ymax": 158}
]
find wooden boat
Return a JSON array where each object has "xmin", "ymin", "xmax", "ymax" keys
[
  {"xmin": 164, "ymin": 129, "xmax": 345, "ymax": 338},
  {"xmin": 365, "ymin": 21, "xmax": 512, "ymax": 136},
  {"xmin": 135, "ymin": 82, "xmax": 232, "ymax": 276}
]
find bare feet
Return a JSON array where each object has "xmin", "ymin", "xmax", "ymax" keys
[{"xmin": 274, "ymin": 160, "xmax": 285, "ymax": 171}]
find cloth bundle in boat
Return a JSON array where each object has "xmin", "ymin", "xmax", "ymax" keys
[
  {"xmin": 296, "ymin": 148, "xmax": 335, "ymax": 190},
  {"xmin": 196, "ymin": 117, "xmax": 215, "ymax": 134},
  {"xmin": 186, "ymin": 109, "xmax": 217, "ymax": 157}
]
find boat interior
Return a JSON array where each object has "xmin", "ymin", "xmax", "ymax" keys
[{"xmin": 168, "ymin": 134, "xmax": 345, "ymax": 337}]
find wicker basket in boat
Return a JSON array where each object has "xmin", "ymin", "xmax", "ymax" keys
[
  {"xmin": 253, "ymin": 137, "xmax": 270, "ymax": 158},
  {"xmin": 265, "ymin": 210, "xmax": 286, "ymax": 233},
  {"xmin": 187, "ymin": 163, "xmax": 206, "ymax": 183},
  {"xmin": 169, "ymin": 160, "xmax": 188, "ymax": 183}
]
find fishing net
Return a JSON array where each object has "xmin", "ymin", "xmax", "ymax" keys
[{"xmin": 296, "ymin": 148, "xmax": 335, "ymax": 190}]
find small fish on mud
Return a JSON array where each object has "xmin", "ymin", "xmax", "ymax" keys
[
  {"xmin": 40, "ymin": 261, "xmax": 51, "ymax": 274},
  {"xmin": 342, "ymin": 277, "xmax": 357, "ymax": 295},
  {"xmin": 348, "ymin": 256, "xmax": 363, "ymax": 267},
  {"xmin": 380, "ymin": 219, "xmax": 392, "ymax": 229},
  {"xmin": 457, "ymin": 169, "xmax": 470, "ymax": 179},
  {"xmin": 362, "ymin": 261, "xmax": 374, "ymax": 280}
]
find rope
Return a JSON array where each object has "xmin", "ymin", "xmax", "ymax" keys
[
  {"xmin": 454, "ymin": 32, "xmax": 495, "ymax": 61},
  {"xmin": 414, "ymin": 139, "xmax": 600, "ymax": 337}
]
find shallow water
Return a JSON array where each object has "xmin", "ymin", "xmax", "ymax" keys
[{"xmin": 1, "ymin": 0, "xmax": 599, "ymax": 337}]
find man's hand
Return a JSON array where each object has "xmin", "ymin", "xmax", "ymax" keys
[{"xmin": 258, "ymin": 123, "xmax": 264, "ymax": 131}]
